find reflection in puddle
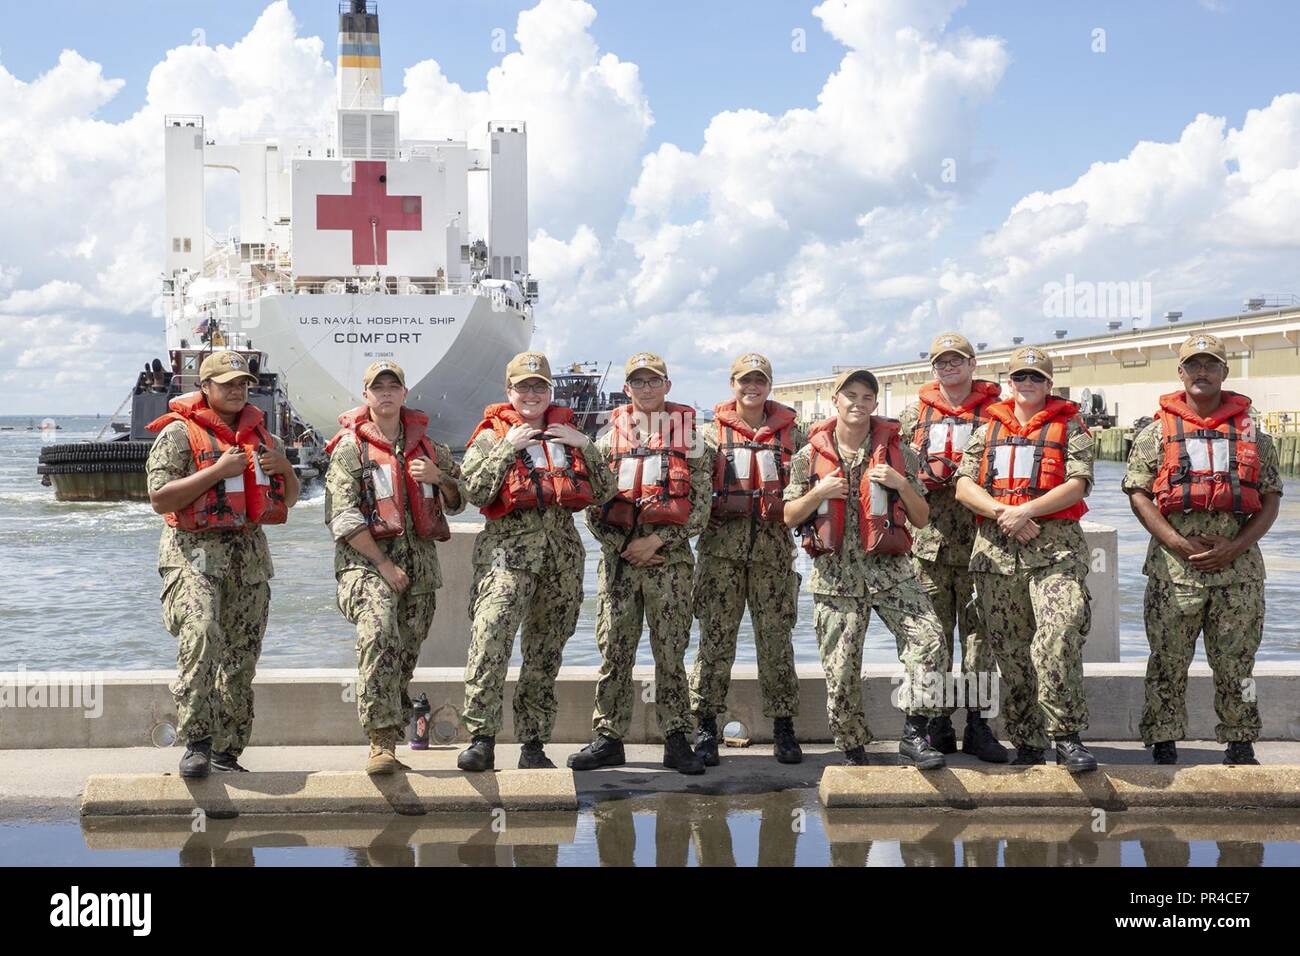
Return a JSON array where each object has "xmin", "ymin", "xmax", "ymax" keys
[{"xmin": 44, "ymin": 797, "xmax": 1300, "ymax": 866}]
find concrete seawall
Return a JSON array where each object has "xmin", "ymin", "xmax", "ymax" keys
[
  {"xmin": 2, "ymin": 664, "xmax": 1297, "ymax": 749},
  {"xmin": 418, "ymin": 520, "xmax": 1123, "ymax": 667}
]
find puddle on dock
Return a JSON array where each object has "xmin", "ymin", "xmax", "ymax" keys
[{"xmin": 4, "ymin": 793, "xmax": 1300, "ymax": 866}]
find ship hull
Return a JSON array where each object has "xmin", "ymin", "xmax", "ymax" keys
[{"xmin": 240, "ymin": 291, "xmax": 532, "ymax": 446}]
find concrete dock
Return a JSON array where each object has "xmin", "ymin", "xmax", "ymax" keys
[{"xmin": 1, "ymin": 741, "xmax": 1298, "ymax": 820}]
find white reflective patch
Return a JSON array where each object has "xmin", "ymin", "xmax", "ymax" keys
[
  {"xmin": 617, "ymin": 457, "xmax": 639, "ymax": 491},
  {"xmin": 1014, "ymin": 450, "xmax": 1035, "ymax": 480},
  {"xmin": 993, "ymin": 446, "xmax": 1013, "ymax": 480},
  {"xmin": 869, "ymin": 481, "xmax": 889, "ymax": 516},
  {"xmin": 225, "ymin": 473, "xmax": 245, "ymax": 494},
  {"xmin": 1211, "ymin": 438, "xmax": 1229, "ymax": 472},
  {"xmin": 992, "ymin": 445, "xmax": 1034, "ymax": 480},
  {"xmin": 252, "ymin": 453, "xmax": 270, "ymax": 487},
  {"xmin": 421, "ymin": 481, "xmax": 436, "ymax": 498},
  {"xmin": 951, "ymin": 423, "xmax": 973, "ymax": 449},
  {"xmin": 1186, "ymin": 439, "xmax": 1211, "ymax": 472},
  {"xmin": 641, "ymin": 455, "xmax": 662, "ymax": 486},
  {"xmin": 732, "ymin": 449, "xmax": 752, "ymax": 481},
  {"xmin": 817, "ymin": 499, "xmax": 829, "ymax": 515},
  {"xmin": 546, "ymin": 441, "xmax": 567, "ymax": 469},
  {"xmin": 371, "ymin": 463, "xmax": 396, "ymax": 500},
  {"xmin": 525, "ymin": 445, "xmax": 548, "ymax": 469},
  {"xmin": 928, "ymin": 424, "xmax": 952, "ymax": 454},
  {"xmin": 755, "ymin": 449, "xmax": 778, "ymax": 482}
]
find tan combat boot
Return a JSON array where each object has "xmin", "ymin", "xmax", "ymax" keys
[{"xmin": 366, "ymin": 728, "xmax": 402, "ymax": 775}]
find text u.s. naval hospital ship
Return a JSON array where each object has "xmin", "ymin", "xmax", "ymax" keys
[{"xmin": 163, "ymin": 0, "xmax": 534, "ymax": 445}]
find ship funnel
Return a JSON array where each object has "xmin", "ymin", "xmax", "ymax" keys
[{"xmin": 338, "ymin": 1, "xmax": 383, "ymax": 110}]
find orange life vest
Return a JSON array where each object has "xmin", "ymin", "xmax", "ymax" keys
[
  {"xmin": 974, "ymin": 398, "xmax": 1088, "ymax": 522},
  {"xmin": 325, "ymin": 406, "xmax": 450, "ymax": 542},
  {"xmin": 1152, "ymin": 390, "xmax": 1262, "ymax": 516},
  {"xmin": 467, "ymin": 403, "xmax": 595, "ymax": 520},
  {"xmin": 598, "ymin": 401, "xmax": 695, "ymax": 529},
  {"xmin": 146, "ymin": 392, "xmax": 287, "ymax": 532},
  {"xmin": 910, "ymin": 380, "xmax": 1002, "ymax": 490},
  {"xmin": 710, "ymin": 400, "xmax": 797, "ymax": 523},
  {"xmin": 799, "ymin": 417, "xmax": 912, "ymax": 557}
]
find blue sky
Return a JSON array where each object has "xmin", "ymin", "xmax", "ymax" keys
[{"xmin": 4, "ymin": 0, "xmax": 1297, "ymax": 244}]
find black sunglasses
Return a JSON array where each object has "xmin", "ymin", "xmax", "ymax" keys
[{"xmin": 1009, "ymin": 371, "xmax": 1047, "ymax": 384}]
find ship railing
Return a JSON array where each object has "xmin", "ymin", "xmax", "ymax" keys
[
  {"xmin": 1261, "ymin": 411, "xmax": 1300, "ymax": 434},
  {"xmin": 288, "ymin": 278, "xmax": 478, "ymax": 296},
  {"xmin": 340, "ymin": 146, "xmax": 400, "ymax": 160}
]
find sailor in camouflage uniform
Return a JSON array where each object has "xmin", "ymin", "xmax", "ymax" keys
[
  {"xmin": 897, "ymin": 332, "xmax": 1007, "ymax": 762},
  {"xmin": 782, "ymin": 368, "xmax": 949, "ymax": 768},
  {"xmin": 146, "ymin": 350, "xmax": 301, "ymax": 777},
  {"xmin": 955, "ymin": 346, "xmax": 1098, "ymax": 772},
  {"xmin": 569, "ymin": 352, "xmax": 714, "ymax": 775},
  {"xmin": 1123, "ymin": 333, "xmax": 1282, "ymax": 765},
  {"xmin": 690, "ymin": 352, "xmax": 805, "ymax": 766},
  {"xmin": 456, "ymin": 351, "xmax": 618, "ymax": 771},
  {"xmin": 324, "ymin": 361, "xmax": 463, "ymax": 775}
]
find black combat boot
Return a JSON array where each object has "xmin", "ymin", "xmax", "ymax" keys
[
  {"xmin": 1054, "ymin": 733, "xmax": 1098, "ymax": 774},
  {"xmin": 663, "ymin": 732, "xmax": 706, "ymax": 775},
  {"xmin": 457, "ymin": 735, "xmax": 495, "ymax": 772},
  {"xmin": 773, "ymin": 717, "xmax": 802, "ymax": 764},
  {"xmin": 961, "ymin": 711, "xmax": 1009, "ymax": 763},
  {"xmin": 1011, "ymin": 745, "xmax": 1045, "ymax": 765},
  {"xmin": 210, "ymin": 750, "xmax": 249, "ymax": 772},
  {"xmin": 179, "ymin": 737, "xmax": 212, "ymax": 779},
  {"xmin": 567, "ymin": 734, "xmax": 626, "ymax": 770},
  {"xmin": 842, "ymin": 745, "xmax": 870, "ymax": 767},
  {"xmin": 1152, "ymin": 741, "xmax": 1178, "ymax": 765},
  {"xmin": 899, "ymin": 714, "xmax": 946, "ymax": 770},
  {"xmin": 1224, "ymin": 741, "xmax": 1259, "ymax": 766},
  {"xmin": 928, "ymin": 715, "xmax": 958, "ymax": 755},
  {"xmin": 517, "ymin": 739, "xmax": 555, "ymax": 770},
  {"xmin": 694, "ymin": 715, "xmax": 721, "ymax": 767}
]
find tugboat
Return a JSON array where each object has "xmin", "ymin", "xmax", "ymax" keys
[
  {"xmin": 37, "ymin": 336, "xmax": 328, "ymax": 502},
  {"xmin": 549, "ymin": 361, "xmax": 629, "ymax": 439}
]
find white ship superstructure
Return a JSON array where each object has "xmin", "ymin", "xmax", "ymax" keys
[{"xmin": 161, "ymin": 0, "xmax": 534, "ymax": 445}]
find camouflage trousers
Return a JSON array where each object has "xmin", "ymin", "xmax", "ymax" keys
[
  {"xmin": 813, "ymin": 578, "xmax": 950, "ymax": 752},
  {"xmin": 1140, "ymin": 577, "xmax": 1264, "ymax": 745},
  {"xmin": 689, "ymin": 555, "xmax": 800, "ymax": 720},
  {"xmin": 161, "ymin": 566, "xmax": 270, "ymax": 756},
  {"xmin": 591, "ymin": 558, "xmax": 694, "ymax": 740},
  {"xmin": 337, "ymin": 568, "xmax": 438, "ymax": 736},
  {"xmin": 462, "ymin": 565, "xmax": 583, "ymax": 741},
  {"xmin": 913, "ymin": 556, "xmax": 992, "ymax": 719},
  {"xmin": 977, "ymin": 568, "xmax": 1091, "ymax": 750}
]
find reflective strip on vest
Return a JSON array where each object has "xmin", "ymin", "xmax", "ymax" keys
[
  {"xmin": 370, "ymin": 461, "xmax": 397, "ymax": 500},
  {"xmin": 992, "ymin": 444, "xmax": 1036, "ymax": 481},
  {"xmin": 927, "ymin": 422, "xmax": 973, "ymax": 455},
  {"xmin": 1185, "ymin": 436, "xmax": 1229, "ymax": 474},
  {"xmin": 869, "ymin": 481, "xmax": 889, "ymax": 516}
]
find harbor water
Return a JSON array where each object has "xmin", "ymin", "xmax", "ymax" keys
[{"xmin": 3, "ymin": 415, "xmax": 1299, "ymax": 671}]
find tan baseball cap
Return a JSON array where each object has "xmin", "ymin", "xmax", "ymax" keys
[
  {"xmin": 505, "ymin": 351, "xmax": 553, "ymax": 387},
  {"xmin": 200, "ymin": 350, "xmax": 257, "ymax": 385},
  {"xmin": 929, "ymin": 331, "xmax": 975, "ymax": 360},
  {"xmin": 625, "ymin": 351, "xmax": 668, "ymax": 379},
  {"xmin": 832, "ymin": 367, "xmax": 879, "ymax": 395},
  {"xmin": 730, "ymin": 352, "xmax": 773, "ymax": 382},
  {"xmin": 1007, "ymin": 346, "xmax": 1053, "ymax": 379},
  {"xmin": 363, "ymin": 360, "xmax": 406, "ymax": 389},
  {"xmin": 1178, "ymin": 332, "xmax": 1228, "ymax": 364}
]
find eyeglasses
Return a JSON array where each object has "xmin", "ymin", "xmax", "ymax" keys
[
  {"xmin": 627, "ymin": 377, "xmax": 665, "ymax": 390},
  {"xmin": 510, "ymin": 383, "xmax": 551, "ymax": 395},
  {"xmin": 1181, "ymin": 359, "xmax": 1225, "ymax": 375},
  {"xmin": 932, "ymin": 357, "xmax": 969, "ymax": 371},
  {"xmin": 1009, "ymin": 371, "xmax": 1047, "ymax": 384}
]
